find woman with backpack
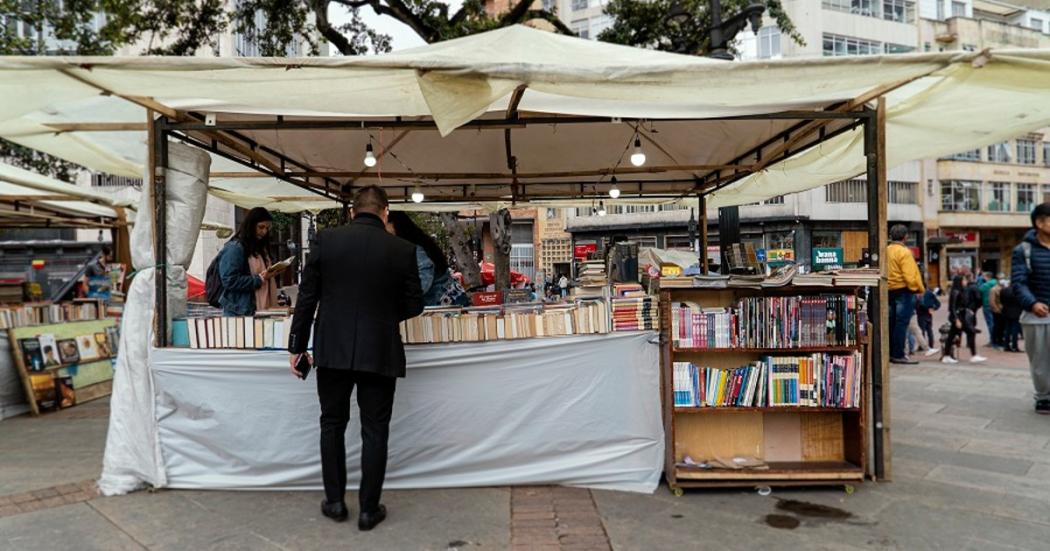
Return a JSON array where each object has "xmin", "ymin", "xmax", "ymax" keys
[
  {"xmin": 217, "ymin": 207, "xmax": 279, "ymax": 316},
  {"xmin": 943, "ymin": 273, "xmax": 986, "ymax": 364}
]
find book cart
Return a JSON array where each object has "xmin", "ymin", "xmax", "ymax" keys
[{"xmin": 660, "ymin": 285, "xmax": 870, "ymax": 494}]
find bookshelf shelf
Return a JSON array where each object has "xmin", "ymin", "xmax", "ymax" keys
[
  {"xmin": 660, "ymin": 287, "xmax": 869, "ymax": 492},
  {"xmin": 674, "ymin": 406, "xmax": 859, "ymax": 413},
  {"xmin": 673, "ymin": 346, "xmax": 861, "ymax": 354}
]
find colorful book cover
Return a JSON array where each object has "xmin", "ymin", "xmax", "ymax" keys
[
  {"xmin": 94, "ymin": 332, "xmax": 112, "ymax": 357},
  {"xmin": 58, "ymin": 338, "xmax": 81, "ymax": 364},
  {"xmin": 76, "ymin": 335, "xmax": 101, "ymax": 361},
  {"xmin": 37, "ymin": 334, "xmax": 61, "ymax": 368},
  {"xmin": 19, "ymin": 338, "xmax": 44, "ymax": 371}
]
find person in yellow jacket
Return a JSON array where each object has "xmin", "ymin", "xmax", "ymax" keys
[{"xmin": 887, "ymin": 224, "xmax": 925, "ymax": 364}]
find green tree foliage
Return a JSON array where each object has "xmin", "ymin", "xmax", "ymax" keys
[{"xmin": 598, "ymin": 0, "xmax": 802, "ymax": 55}]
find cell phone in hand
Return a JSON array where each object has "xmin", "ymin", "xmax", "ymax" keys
[{"xmin": 294, "ymin": 354, "xmax": 312, "ymax": 380}]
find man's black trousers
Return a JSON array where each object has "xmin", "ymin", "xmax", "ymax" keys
[{"xmin": 316, "ymin": 367, "xmax": 396, "ymax": 514}]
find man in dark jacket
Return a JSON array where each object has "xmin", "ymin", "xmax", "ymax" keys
[
  {"xmin": 999, "ymin": 280, "xmax": 1023, "ymax": 352},
  {"xmin": 1011, "ymin": 202, "xmax": 1050, "ymax": 414},
  {"xmin": 288, "ymin": 186, "xmax": 424, "ymax": 528}
]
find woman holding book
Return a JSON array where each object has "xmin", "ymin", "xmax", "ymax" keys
[
  {"xmin": 386, "ymin": 211, "xmax": 470, "ymax": 307},
  {"xmin": 943, "ymin": 274, "xmax": 986, "ymax": 364},
  {"xmin": 219, "ymin": 207, "xmax": 279, "ymax": 316}
]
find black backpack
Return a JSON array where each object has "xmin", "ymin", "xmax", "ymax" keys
[{"xmin": 204, "ymin": 247, "xmax": 225, "ymax": 308}]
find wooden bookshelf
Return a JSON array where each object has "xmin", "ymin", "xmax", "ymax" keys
[{"xmin": 660, "ymin": 286, "xmax": 868, "ymax": 492}]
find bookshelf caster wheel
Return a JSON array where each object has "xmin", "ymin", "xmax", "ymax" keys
[
  {"xmin": 844, "ymin": 484, "xmax": 856, "ymax": 495},
  {"xmin": 672, "ymin": 487, "xmax": 684, "ymax": 497}
]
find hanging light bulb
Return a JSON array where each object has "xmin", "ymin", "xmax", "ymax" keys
[
  {"xmin": 411, "ymin": 185, "xmax": 425, "ymax": 203},
  {"xmin": 608, "ymin": 176, "xmax": 621, "ymax": 199},
  {"xmin": 363, "ymin": 142, "xmax": 377, "ymax": 167},
  {"xmin": 630, "ymin": 136, "xmax": 646, "ymax": 167},
  {"xmin": 598, "ymin": 200, "xmax": 607, "ymax": 216}
]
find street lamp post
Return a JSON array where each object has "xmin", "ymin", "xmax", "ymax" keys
[{"xmin": 668, "ymin": 0, "xmax": 767, "ymax": 271}]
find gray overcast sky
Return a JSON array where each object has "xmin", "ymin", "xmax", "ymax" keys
[{"xmin": 327, "ymin": 2, "xmax": 466, "ymax": 53}]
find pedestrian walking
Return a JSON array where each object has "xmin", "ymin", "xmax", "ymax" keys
[
  {"xmin": 886, "ymin": 224, "xmax": 924, "ymax": 365},
  {"xmin": 1010, "ymin": 202, "xmax": 1050, "ymax": 414},
  {"xmin": 1000, "ymin": 279, "xmax": 1023, "ymax": 353},
  {"xmin": 979, "ymin": 271, "xmax": 999, "ymax": 347},
  {"xmin": 989, "ymin": 274, "xmax": 1005, "ymax": 350},
  {"xmin": 916, "ymin": 285, "xmax": 941, "ymax": 350},
  {"xmin": 943, "ymin": 273, "xmax": 986, "ymax": 364}
]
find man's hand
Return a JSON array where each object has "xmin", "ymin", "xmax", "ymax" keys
[
  {"xmin": 1033, "ymin": 302, "xmax": 1050, "ymax": 317},
  {"xmin": 289, "ymin": 352, "xmax": 312, "ymax": 378}
]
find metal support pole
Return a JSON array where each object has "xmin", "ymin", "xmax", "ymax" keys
[
  {"xmin": 865, "ymin": 101, "xmax": 890, "ymax": 481},
  {"xmin": 718, "ymin": 205, "xmax": 740, "ymax": 271},
  {"xmin": 698, "ymin": 194, "xmax": 709, "ymax": 274},
  {"xmin": 151, "ymin": 115, "xmax": 170, "ymax": 347}
]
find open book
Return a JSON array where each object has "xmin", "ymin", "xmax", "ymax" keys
[{"xmin": 266, "ymin": 256, "xmax": 296, "ymax": 275}]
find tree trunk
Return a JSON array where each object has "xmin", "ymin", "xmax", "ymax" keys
[
  {"xmin": 440, "ymin": 212, "xmax": 482, "ymax": 290},
  {"xmin": 491, "ymin": 209, "xmax": 512, "ymax": 291}
]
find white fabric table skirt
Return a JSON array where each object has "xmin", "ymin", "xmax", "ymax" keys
[{"xmin": 151, "ymin": 331, "xmax": 664, "ymax": 493}]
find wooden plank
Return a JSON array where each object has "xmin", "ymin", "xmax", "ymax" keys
[
  {"xmin": 673, "ymin": 411, "xmax": 763, "ymax": 463},
  {"xmin": 842, "ymin": 230, "xmax": 868, "ymax": 264},
  {"xmin": 763, "ymin": 413, "xmax": 803, "ymax": 462},
  {"xmin": 676, "ymin": 461, "xmax": 863, "ymax": 481},
  {"xmin": 800, "ymin": 413, "xmax": 845, "ymax": 461},
  {"xmin": 73, "ymin": 379, "xmax": 112, "ymax": 405},
  {"xmin": 876, "ymin": 97, "xmax": 892, "ymax": 482}
]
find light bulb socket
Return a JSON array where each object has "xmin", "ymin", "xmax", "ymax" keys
[
  {"xmin": 366, "ymin": 143, "xmax": 374, "ymax": 154},
  {"xmin": 633, "ymin": 137, "xmax": 641, "ymax": 148}
]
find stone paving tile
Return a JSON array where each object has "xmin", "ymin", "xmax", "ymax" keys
[
  {"xmin": 510, "ymin": 487, "xmax": 611, "ymax": 551},
  {"xmin": 925, "ymin": 464, "xmax": 1050, "ymax": 502},
  {"xmin": 893, "ymin": 442, "xmax": 1034, "ymax": 476},
  {"xmin": 0, "ymin": 479, "xmax": 97, "ymax": 519}
]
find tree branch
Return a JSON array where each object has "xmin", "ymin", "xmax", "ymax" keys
[
  {"xmin": 523, "ymin": 10, "xmax": 576, "ymax": 36},
  {"xmin": 310, "ymin": 0, "xmax": 355, "ymax": 55},
  {"xmin": 500, "ymin": 0, "xmax": 535, "ymax": 26}
]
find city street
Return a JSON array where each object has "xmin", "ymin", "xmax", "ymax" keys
[{"xmin": 2, "ymin": 336, "xmax": 1047, "ymax": 550}]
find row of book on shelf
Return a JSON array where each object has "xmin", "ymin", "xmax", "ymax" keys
[
  {"xmin": 18, "ymin": 327, "xmax": 119, "ymax": 372},
  {"xmin": 399, "ymin": 300, "xmax": 611, "ymax": 344},
  {"xmin": 0, "ymin": 301, "xmax": 105, "ymax": 330},
  {"xmin": 672, "ymin": 352, "xmax": 863, "ymax": 409},
  {"xmin": 182, "ymin": 313, "xmax": 297, "ymax": 350},
  {"xmin": 660, "ymin": 265, "xmax": 880, "ymax": 289},
  {"xmin": 610, "ymin": 282, "xmax": 659, "ymax": 332},
  {"xmin": 670, "ymin": 294, "xmax": 861, "ymax": 349}
]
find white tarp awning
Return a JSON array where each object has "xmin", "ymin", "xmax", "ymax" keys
[
  {"xmin": 0, "ymin": 162, "xmax": 123, "ymax": 225},
  {"xmin": 1, "ymin": 25, "xmax": 1049, "ymax": 208}
]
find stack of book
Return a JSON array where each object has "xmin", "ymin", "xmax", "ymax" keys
[
  {"xmin": 185, "ymin": 315, "xmax": 294, "ymax": 350},
  {"xmin": 672, "ymin": 352, "xmax": 862, "ymax": 409},
  {"xmin": 399, "ymin": 301, "xmax": 611, "ymax": 344},
  {"xmin": 575, "ymin": 260, "xmax": 609, "ymax": 298},
  {"xmin": 669, "ymin": 294, "xmax": 860, "ymax": 349},
  {"xmin": 791, "ymin": 272, "xmax": 835, "ymax": 286},
  {"xmin": 830, "ymin": 268, "xmax": 881, "ymax": 287},
  {"xmin": 610, "ymin": 296, "xmax": 659, "ymax": 332},
  {"xmin": 0, "ymin": 302, "xmax": 105, "ymax": 330}
]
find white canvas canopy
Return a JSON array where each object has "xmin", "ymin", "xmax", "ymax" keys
[
  {"xmin": 0, "ymin": 162, "xmax": 124, "ymax": 226},
  {"xmin": 1, "ymin": 25, "xmax": 1049, "ymax": 208}
]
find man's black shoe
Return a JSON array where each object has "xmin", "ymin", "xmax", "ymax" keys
[
  {"xmin": 358, "ymin": 504, "xmax": 387, "ymax": 531},
  {"xmin": 321, "ymin": 500, "xmax": 349, "ymax": 522},
  {"xmin": 1036, "ymin": 400, "xmax": 1050, "ymax": 415},
  {"xmin": 890, "ymin": 357, "xmax": 918, "ymax": 365}
]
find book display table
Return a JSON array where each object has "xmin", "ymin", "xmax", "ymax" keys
[{"xmin": 150, "ymin": 331, "xmax": 663, "ymax": 493}]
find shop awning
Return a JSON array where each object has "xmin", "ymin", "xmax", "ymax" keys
[
  {"xmin": 1, "ymin": 25, "xmax": 1049, "ymax": 208},
  {"xmin": 0, "ymin": 162, "xmax": 124, "ymax": 227}
]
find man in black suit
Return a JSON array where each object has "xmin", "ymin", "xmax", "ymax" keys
[{"xmin": 288, "ymin": 186, "xmax": 424, "ymax": 530}]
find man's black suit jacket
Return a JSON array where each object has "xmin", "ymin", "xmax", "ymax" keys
[{"xmin": 288, "ymin": 213, "xmax": 424, "ymax": 377}]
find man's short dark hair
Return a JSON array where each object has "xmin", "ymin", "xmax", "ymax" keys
[
  {"xmin": 352, "ymin": 186, "xmax": 389, "ymax": 215},
  {"xmin": 889, "ymin": 224, "xmax": 908, "ymax": 242},
  {"xmin": 100, "ymin": 245, "xmax": 112, "ymax": 256},
  {"xmin": 1031, "ymin": 202, "xmax": 1050, "ymax": 228}
]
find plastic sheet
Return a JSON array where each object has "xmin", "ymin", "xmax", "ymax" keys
[
  {"xmin": 98, "ymin": 141, "xmax": 209, "ymax": 495},
  {"xmin": 152, "ymin": 332, "xmax": 664, "ymax": 494},
  {"xmin": 0, "ymin": 334, "xmax": 29, "ymax": 420}
]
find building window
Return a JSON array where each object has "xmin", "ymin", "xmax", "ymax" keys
[
  {"xmin": 1017, "ymin": 139, "xmax": 1036, "ymax": 165},
  {"xmin": 823, "ymin": 33, "xmax": 882, "ymax": 56},
  {"xmin": 948, "ymin": 148, "xmax": 981, "ymax": 161},
  {"xmin": 889, "ymin": 181, "xmax": 918, "ymax": 204},
  {"xmin": 951, "ymin": 1, "xmax": 966, "ymax": 17},
  {"xmin": 1041, "ymin": 184, "xmax": 1050, "ymax": 204},
  {"xmin": 884, "ymin": 43, "xmax": 914, "ymax": 54},
  {"xmin": 542, "ymin": 0, "xmax": 557, "ymax": 11},
  {"xmin": 757, "ymin": 26, "xmax": 782, "ymax": 59},
  {"xmin": 1031, "ymin": 18, "xmax": 1044, "ymax": 32},
  {"xmin": 941, "ymin": 180, "xmax": 981, "ymax": 211},
  {"xmin": 882, "ymin": 0, "xmax": 915, "ymax": 23},
  {"xmin": 628, "ymin": 236, "xmax": 658, "ymax": 248},
  {"xmin": 812, "ymin": 230, "xmax": 842, "ymax": 248},
  {"xmin": 826, "ymin": 179, "xmax": 868, "ymax": 202},
  {"xmin": 510, "ymin": 243, "xmax": 536, "ymax": 282},
  {"xmin": 590, "ymin": 14, "xmax": 614, "ymax": 37},
  {"xmin": 91, "ymin": 173, "xmax": 143, "ymax": 188},
  {"xmin": 571, "ymin": 18, "xmax": 589, "ymax": 39},
  {"xmin": 766, "ymin": 231, "xmax": 795, "ymax": 251},
  {"xmin": 665, "ymin": 235, "xmax": 695, "ymax": 250},
  {"xmin": 1018, "ymin": 184, "xmax": 1036, "ymax": 212},
  {"xmin": 987, "ymin": 182, "xmax": 1011, "ymax": 212},
  {"xmin": 763, "ymin": 195, "xmax": 785, "ymax": 205},
  {"xmin": 571, "ymin": 0, "xmax": 588, "ymax": 11},
  {"xmin": 987, "ymin": 141, "xmax": 1011, "ymax": 163},
  {"xmin": 1043, "ymin": 142, "xmax": 1050, "ymax": 166}
]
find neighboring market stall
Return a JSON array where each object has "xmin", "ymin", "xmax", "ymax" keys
[{"xmin": 2, "ymin": 25, "xmax": 1049, "ymax": 494}]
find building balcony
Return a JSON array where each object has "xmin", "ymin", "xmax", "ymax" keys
[{"xmin": 936, "ymin": 210, "xmax": 1032, "ymax": 228}]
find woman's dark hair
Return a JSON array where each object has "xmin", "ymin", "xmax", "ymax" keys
[
  {"xmin": 234, "ymin": 207, "xmax": 273, "ymax": 258},
  {"xmin": 387, "ymin": 211, "xmax": 448, "ymax": 274}
]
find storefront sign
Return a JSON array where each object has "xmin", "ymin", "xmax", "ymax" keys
[
  {"xmin": 573, "ymin": 243, "xmax": 597, "ymax": 260},
  {"xmin": 471, "ymin": 291, "xmax": 503, "ymax": 306},
  {"xmin": 766, "ymin": 249, "xmax": 794, "ymax": 265},
  {"xmin": 504, "ymin": 289, "xmax": 533, "ymax": 304},
  {"xmin": 812, "ymin": 247, "xmax": 844, "ymax": 271},
  {"xmin": 943, "ymin": 230, "xmax": 978, "ymax": 245}
]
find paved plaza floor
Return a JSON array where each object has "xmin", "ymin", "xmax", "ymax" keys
[{"xmin": 1, "ymin": 331, "xmax": 1047, "ymax": 550}]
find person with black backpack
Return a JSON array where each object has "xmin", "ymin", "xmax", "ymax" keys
[
  {"xmin": 999, "ymin": 279, "xmax": 1023, "ymax": 353},
  {"xmin": 207, "ymin": 207, "xmax": 278, "ymax": 316}
]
